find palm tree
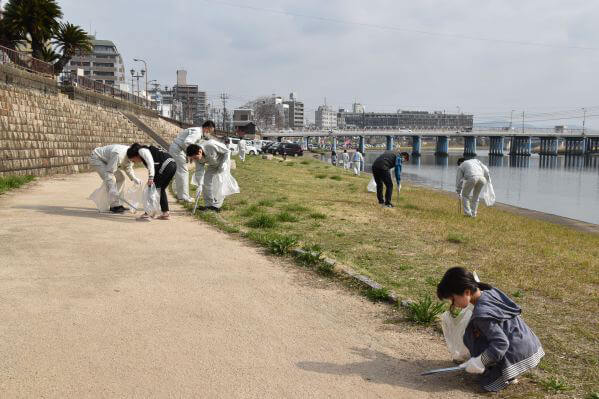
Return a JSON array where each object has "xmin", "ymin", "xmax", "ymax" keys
[
  {"xmin": 2, "ymin": 0, "xmax": 62, "ymax": 59},
  {"xmin": 39, "ymin": 45, "xmax": 59, "ymax": 63},
  {"xmin": 52, "ymin": 21, "xmax": 91, "ymax": 74}
]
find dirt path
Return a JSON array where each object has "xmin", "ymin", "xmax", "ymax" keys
[{"xmin": 0, "ymin": 173, "xmax": 482, "ymax": 398}]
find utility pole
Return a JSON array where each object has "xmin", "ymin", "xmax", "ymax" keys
[
  {"xmin": 510, "ymin": 109, "xmax": 515, "ymax": 129},
  {"xmin": 220, "ymin": 93, "xmax": 229, "ymax": 132},
  {"xmin": 521, "ymin": 111, "xmax": 525, "ymax": 134},
  {"xmin": 582, "ymin": 107, "xmax": 586, "ymax": 135}
]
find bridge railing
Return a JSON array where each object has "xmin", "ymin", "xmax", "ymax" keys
[{"xmin": 0, "ymin": 45, "xmax": 54, "ymax": 76}]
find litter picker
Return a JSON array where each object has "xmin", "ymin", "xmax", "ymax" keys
[
  {"xmin": 421, "ymin": 364, "xmax": 467, "ymax": 376},
  {"xmin": 192, "ymin": 187, "xmax": 202, "ymax": 214}
]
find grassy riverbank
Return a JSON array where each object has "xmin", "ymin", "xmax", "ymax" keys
[
  {"xmin": 186, "ymin": 155, "xmax": 598, "ymax": 398},
  {"xmin": 0, "ymin": 175, "xmax": 35, "ymax": 195}
]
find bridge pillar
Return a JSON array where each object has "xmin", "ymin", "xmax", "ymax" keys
[
  {"xmin": 411, "ymin": 136, "xmax": 421, "ymax": 156},
  {"xmin": 435, "ymin": 136, "xmax": 449, "ymax": 156},
  {"xmin": 332, "ymin": 137, "xmax": 337, "ymax": 152},
  {"xmin": 463, "ymin": 136, "xmax": 477, "ymax": 157},
  {"xmin": 565, "ymin": 137, "xmax": 586, "ymax": 155},
  {"xmin": 539, "ymin": 155, "xmax": 558, "ymax": 168},
  {"xmin": 540, "ymin": 137, "xmax": 558, "ymax": 156},
  {"xmin": 386, "ymin": 135, "xmax": 394, "ymax": 151},
  {"xmin": 304, "ymin": 136, "xmax": 309, "ymax": 151},
  {"xmin": 358, "ymin": 136, "xmax": 365, "ymax": 154}
]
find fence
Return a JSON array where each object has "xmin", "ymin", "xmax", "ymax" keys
[{"xmin": 0, "ymin": 45, "xmax": 54, "ymax": 76}]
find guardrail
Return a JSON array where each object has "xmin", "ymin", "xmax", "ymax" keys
[{"xmin": 0, "ymin": 45, "xmax": 54, "ymax": 76}]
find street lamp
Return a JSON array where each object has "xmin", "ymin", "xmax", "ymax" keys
[
  {"xmin": 130, "ymin": 68, "xmax": 144, "ymax": 97},
  {"xmin": 133, "ymin": 58, "xmax": 148, "ymax": 99}
]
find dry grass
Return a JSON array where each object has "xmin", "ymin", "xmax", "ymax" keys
[{"xmin": 189, "ymin": 155, "xmax": 599, "ymax": 398}]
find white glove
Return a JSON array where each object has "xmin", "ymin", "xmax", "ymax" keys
[
  {"xmin": 132, "ymin": 177, "xmax": 142, "ymax": 185},
  {"xmin": 461, "ymin": 356, "xmax": 485, "ymax": 374}
]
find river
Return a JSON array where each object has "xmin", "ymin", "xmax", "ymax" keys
[{"xmin": 357, "ymin": 151, "xmax": 599, "ymax": 224}]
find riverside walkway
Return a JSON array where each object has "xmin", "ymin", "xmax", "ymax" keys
[{"xmin": 0, "ymin": 172, "xmax": 481, "ymax": 398}]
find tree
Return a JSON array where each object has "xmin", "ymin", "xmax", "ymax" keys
[
  {"xmin": 52, "ymin": 21, "xmax": 91, "ymax": 74},
  {"xmin": 2, "ymin": 0, "xmax": 62, "ymax": 59}
]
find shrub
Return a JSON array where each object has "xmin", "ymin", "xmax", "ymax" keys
[
  {"xmin": 276, "ymin": 211, "xmax": 299, "ymax": 223},
  {"xmin": 365, "ymin": 287, "xmax": 389, "ymax": 302},
  {"xmin": 246, "ymin": 213, "xmax": 278, "ymax": 229},
  {"xmin": 309, "ymin": 212, "xmax": 326, "ymax": 220},
  {"xmin": 407, "ymin": 295, "xmax": 446, "ymax": 324},
  {"xmin": 268, "ymin": 235, "xmax": 298, "ymax": 255},
  {"xmin": 447, "ymin": 232, "xmax": 467, "ymax": 244}
]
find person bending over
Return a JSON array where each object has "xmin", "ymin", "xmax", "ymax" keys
[
  {"xmin": 437, "ymin": 267, "xmax": 544, "ymax": 392},
  {"xmin": 169, "ymin": 120, "xmax": 215, "ymax": 202},
  {"xmin": 371, "ymin": 151, "xmax": 409, "ymax": 208},
  {"xmin": 89, "ymin": 144, "xmax": 141, "ymax": 213},
  {"xmin": 456, "ymin": 157, "xmax": 491, "ymax": 218},
  {"xmin": 127, "ymin": 143, "xmax": 176, "ymax": 220},
  {"xmin": 186, "ymin": 140, "xmax": 229, "ymax": 212}
]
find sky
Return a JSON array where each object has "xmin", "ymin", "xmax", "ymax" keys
[{"xmin": 57, "ymin": 0, "xmax": 599, "ymax": 126}]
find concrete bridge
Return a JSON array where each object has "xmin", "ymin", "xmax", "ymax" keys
[{"xmin": 261, "ymin": 127, "xmax": 599, "ymax": 157}]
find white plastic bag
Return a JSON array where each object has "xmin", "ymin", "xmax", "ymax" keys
[
  {"xmin": 88, "ymin": 182, "xmax": 111, "ymax": 212},
  {"xmin": 124, "ymin": 183, "xmax": 144, "ymax": 212},
  {"xmin": 440, "ymin": 305, "xmax": 473, "ymax": 362},
  {"xmin": 143, "ymin": 185, "xmax": 161, "ymax": 216},
  {"xmin": 367, "ymin": 177, "xmax": 377, "ymax": 192},
  {"xmin": 481, "ymin": 180, "xmax": 496, "ymax": 206}
]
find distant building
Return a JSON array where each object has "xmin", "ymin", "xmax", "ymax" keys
[
  {"xmin": 337, "ymin": 110, "xmax": 473, "ymax": 130},
  {"xmin": 233, "ymin": 108, "xmax": 254, "ymax": 129},
  {"xmin": 283, "ymin": 93, "xmax": 304, "ymax": 130},
  {"xmin": 63, "ymin": 36, "xmax": 125, "ymax": 86},
  {"xmin": 173, "ymin": 70, "xmax": 206, "ymax": 125},
  {"xmin": 315, "ymin": 105, "xmax": 337, "ymax": 129},
  {"xmin": 352, "ymin": 102, "xmax": 365, "ymax": 113}
]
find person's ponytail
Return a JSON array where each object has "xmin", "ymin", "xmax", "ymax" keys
[{"xmin": 437, "ymin": 267, "xmax": 492, "ymax": 300}]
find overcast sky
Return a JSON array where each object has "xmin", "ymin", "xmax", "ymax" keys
[{"xmin": 58, "ymin": 0, "xmax": 599, "ymax": 126}]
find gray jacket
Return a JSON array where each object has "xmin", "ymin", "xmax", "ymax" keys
[{"xmin": 464, "ymin": 288, "xmax": 544, "ymax": 392}]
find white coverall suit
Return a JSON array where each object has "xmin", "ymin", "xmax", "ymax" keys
[
  {"xmin": 342, "ymin": 152, "xmax": 350, "ymax": 169},
  {"xmin": 89, "ymin": 144, "xmax": 139, "ymax": 207},
  {"xmin": 352, "ymin": 151, "xmax": 364, "ymax": 175},
  {"xmin": 456, "ymin": 159, "xmax": 490, "ymax": 217},
  {"xmin": 195, "ymin": 140, "xmax": 229, "ymax": 209},
  {"xmin": 168, "ymin": 127, "xmax": 203, "ymax": 201},
  {"xmin": 238, "ymin": 139, "xmax": 247, "ymax": 162}
]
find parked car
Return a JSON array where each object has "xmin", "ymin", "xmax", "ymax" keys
[
  {"xmin": 277, "ymin": 142, "xmax": 303, "ymax": 157},
  {"xmin": 267, "ymin": 142, "xmax": 281, "ymax": 154}
]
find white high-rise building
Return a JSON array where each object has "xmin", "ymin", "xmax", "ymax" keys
[{"xmin": 315, "ymin": 105, "xmax": 337, "ymax": 129}]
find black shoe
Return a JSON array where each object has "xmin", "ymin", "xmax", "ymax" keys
[
  {"xmin": 384, "ymin": 203, "xmax": 394, "ymax": 208},
  {"xmin": 207, "ymin": 206, "xmax": 221, "ymax": 213},
  {"xmin": 109, "ymin": 206, "xmax": 125, "ymax": 213},
  {"xmin": 198, "ymin": 206, "xmax": 208, "ymax": 211},
  {"xmin": 116, "ymin": 205, "xmax": 129, "ymax": 211}
]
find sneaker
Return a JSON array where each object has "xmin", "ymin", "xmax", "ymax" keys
[
  {"xmin": 178, "ymin": 196, "xmax": 194, "ymax": 204},
  {"xmin": 109, "ymin": 206, "xmax": 125, "ymax": 213},
  {"xmin": 137, "ymin": 213, "xmax": 152, "ymax": 221},
  {"xmin": 384, "ymin": 203, "xmax": 394, "ymax": 208},
  {"xmin": 115, "ymin": 205, "xmax": 129, "ymax": 212}
]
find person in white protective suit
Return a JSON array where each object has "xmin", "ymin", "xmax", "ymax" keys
[
  {"xmin": 342, "ymin": 149, "xmax": 350, "ymax": 170},
  {"xmin": 169, "ymin": 120, "xmax": 216, "ymax": 203},
  {"xmin": 185, "ymin": 140, "xmax": 229, "ymax": 212},
  {"xmin": 238, "ymin": 138, "xmax": 247, "ymax": 162},
  {"xmin": 351, "ymin": 150, "xmax": 364, "ymax": 175},
  {"xmin": 456, "ymin": 157, "xmax": 491, "ymax": 218},
  {"xmin": 89, "ymin": 144, "xmax": 141, "ymax": 213}
]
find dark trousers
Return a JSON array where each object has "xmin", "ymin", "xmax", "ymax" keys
[
  {"xmin": 155, "ymin": 162, "xmax": 177, "ymax": 212},
  {"xmin": 372, "ymin": 167, "xmax": 393, "ymax": 205}
]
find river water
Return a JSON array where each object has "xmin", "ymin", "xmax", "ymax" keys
[{"xmin": 358, "ymin": 151, "xmax": 599, "ymax": 224}]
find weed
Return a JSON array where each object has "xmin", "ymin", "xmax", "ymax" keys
[
  {"xmin": 240, "ymin": 205, "xmax": 261, "ymax": 217},
  {"xmin": 245, "ymin": 230, "xmax": 278, "ymax": 246},
  {"xmin": 317, "ymin": 261, "xmax": 335, "ymax": 275},
  {"xmin": 267, "ymin": 234, "xmax": 298, "ymax": 255},
  {"xmin": 0, "ymin": 175, "xmax": 35, "ymax": 194},
  {"xmin": 276, "ymin": 211, "xmax": 299, "ymax": 223},
  {"xmin": 330, "ymin": 175, "xmax": 342, "ymax": 181},
  {"xmin": 425, "ymin": 276, "xmax": 439, "ymax": 286},
  {"xmin": 365, "ymin": 287, "xmax": 389, "ymax": 302},
  {"xmin": 295, "ymin": 244, "xmax": 323, "ymax": 266},
  {"xmin": 257, "ymin": 199, "xmax": 275, "ymax": 207},
  {"xmin": 285, "ymin": 163, "xmax": 295, "ymax": 167},
  {"xmin": 447, "ymin": 232, "xmax": 467, "ymax": 244},
  {"xmin": 513, "ymin": 290, "xmax": 524, "ymax": 298},
  {"xmin": 398, "ymin": 263, "xmax": 412, "ymax": 271},
  {"xmin": 246, "ymin": 213, "xmax": 278, "ymax": 229},
  {"xmin": 315, "ymin": 174, "xmax": 327, "ymax": 179},
  {"xmin": 238, "ymin": 199, "xmax": 248, "ymax": 206},
  {"xmin": 539, "ymin": 377, "xmax": 571, "ymax": 393},
  {"xmin": 300, "ymin": 160, "xmax": 310, "ymax": 165},
  {"xmin": 284, "ymin": 204, "xmax": 310, "ymax": 213},
  {"xmin": 407, "ymin": 295, "xmax": 446, "ymax": 324},
  {"xmin": 309, "ymin": 212, "xmax": 326, "ymax": 219}
]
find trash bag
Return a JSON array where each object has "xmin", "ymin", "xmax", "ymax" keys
[
  {"xmin": 440, "ymin": 305, "xmax": 473, "ymax": 362},
  {"xmin": 481, "ymin": 180, "xmax": 496, "ymax": 206},
  {"xmin": 124, "ymin": 183, "xmax": 144, "ymax": 212},
  {"xmin": 213, "ymin": 161, "xmax": 240, "ymax": 201},
  {"xmin": 88, "ymin": 182, "xmax": 111, "ymax": 212},
  {"xmin": 367, "ymin": 177, "xmax": 377, "ymax": 192},
  {"xmin": 143, "ymin": 185, "xmax": 161, "ymax": 216}
]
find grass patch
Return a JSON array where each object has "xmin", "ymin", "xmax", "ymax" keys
[
  {"xmin": 365, "ymin": 287, "xmax": 390, "ymax": 302},
  {"xmin": 257, "ymin": 199, "xmax": 275, "ymax": 207},
  {"xmin": 539, "ymin": 376, "xmax": 572, "ymax": 393},
  {"xmin": 447, "ymin": 232, "xmax": 467, "ymax": 244},
  {"xmin": 0, "ymin": 175, "xmax": 35, "ymax": 194},
  {"xmin": 294, "ymin": 244, "xmax": 323, "ymax": 266},
  {"xmin": 315, "ymin": 174, "xmax": 327, "ymax": 179},
  {"xmin": 300, "ymin": 160, "xmax": 310, "ymax": 165},
  {"xmin": 285, "ymin": 163, "xmax": 295, "ymax": 167},
  {"xmin": 246, "ymin": 213, "xmax": 278, "ymax": 229},
  {"xmin": 403, "ymin": 203, "xmax": 420, "ymax": 210},
  {"xmin": 267, "ymin": 234, "xmax": 298, "ymax": 255},
  {"xmin": 276, "ymin": 211, "xmax": 299, "ymax": 223},
  {"xmin": 283, "ymin": 204, "xmax": 310, "ymax": 213},
  {"xmin": 406, "ymin": 295, "xmax": 446, "ymax": 325},
  {"xmin": 309, "ymin": 212, "xmax": 327, "ymax": 220},
  {"xmin": 240, "ymin": 205, "xmax": 261, "ymax": 217},
  {"xmin": 329, "ymin": 175, "xmax": 342, "ymax": 181}
]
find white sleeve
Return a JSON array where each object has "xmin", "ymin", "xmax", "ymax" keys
[
  {"xmin": 184, "ymin": 131, "xmax": 202, "ymax": 147},
  {"xmin": 123, "ymin": 159, "xmax": 137, "ymax": 181},
  {"xmin": 138, "ymin": 148, "xmax": 155, "ymax": 178},
  {"xmin": 194, "ymin": 160, "xmax": 205, "ymax": 187},
  {"xmin": 456, "ymin": 167, "xmax": 464, "ymax": 191}
]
